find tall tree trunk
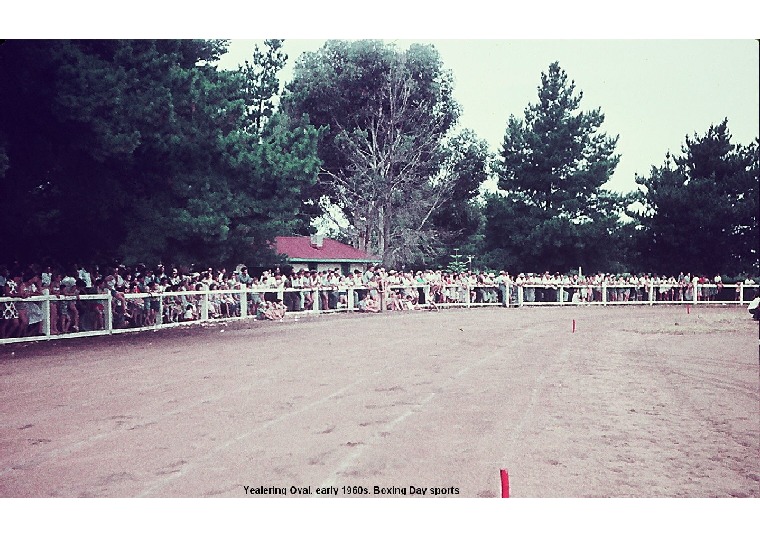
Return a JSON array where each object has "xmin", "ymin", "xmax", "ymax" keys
[
  {"xmin": 376, "ymin": 205, "xmax": 385, "ymax": 262},
  {"xmin": 382, "ymin": 202, "xmax": 393, "ymax": 267}
]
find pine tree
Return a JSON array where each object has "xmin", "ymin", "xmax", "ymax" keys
[
  {"xmin": 634, "ymin": 120, "xmax": 759, "ymax": 275},
  {"xmin": 485, "ymin": 61, "xmax": 627, "ymax": 273}
]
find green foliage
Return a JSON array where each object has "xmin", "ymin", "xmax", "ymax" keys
[
  {"xmin": 447, "ymin": 257, "xmax": 468, "ymax": 274},
  {"xmin": 633, "ymin": 119, "xmax": 758, "ymax": 275},
  {"xmin": 239, "ymin": 39, "xmax": 288, "ymax": 136},
  {"xmin": 431, "ymin": 130, "xmax": 491, "ymax": 244},
  {"xmin": 485, "ymin": 61, "xmax": 625, "ymax": 273},
  {"xmin": 494, "ymin": 62, "xmax": 620, "ymax": 217},
  {"xmin": 0, "ymin": 39, "xmax": 320, "ymax": 267},
  {"xmin": 281, "ymin": 40, "xmax": 487, "ymax": 268}
]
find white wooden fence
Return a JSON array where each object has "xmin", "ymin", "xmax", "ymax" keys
[{"xmin": 1, "ymin": 280, "xmax": 757, "ymax": 345}]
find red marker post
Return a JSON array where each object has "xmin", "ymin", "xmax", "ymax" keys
[
  {"xmin": 572, "ymin": 319, "xmax": 576, "ymax": 333},
  {"xmin": 500, "ymin": 469, "xmax": 510, "ymax": 498}
]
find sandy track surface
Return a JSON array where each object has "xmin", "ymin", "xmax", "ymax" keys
[{"xmin": 1, "ymin": 306, "xmax": 758, "ymax": 497}]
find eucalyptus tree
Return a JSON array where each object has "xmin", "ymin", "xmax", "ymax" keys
[{"xmin": 282, "ymin": 40, "xmax": 487, "ymax": 268}]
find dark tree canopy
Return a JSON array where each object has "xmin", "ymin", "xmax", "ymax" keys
[
  {"xmin": 0, "ymin": 41, "xmax": 754, "ymax": 277},
  {"xmin": 633, "ymin": 119, "xmax": 759, "ymax": 276},
  {"xmin": 0, "ymin": 39, "xmax": 320, "ymax": 268},
  {"xmin": 484, "ymin": 61, "xmax": 627, "ymax": 273}
]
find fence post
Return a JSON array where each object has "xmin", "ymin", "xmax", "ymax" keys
[
  {"xmin": 602, "ymin": 282, "xmax": 607, "ymax": 305},
  {"xmin": 313, "ymin": 289, "xmax": 320, "ymax": 313},
  {"xmin": 240, "ymin": 285, "xmax": 247, "ymax": 318},
  {"xmin": 379, "ymin": 280, "xmax": 386, "ymax": 313},
  {"xmin": 559, "ymin": 286, "xmax": 564, "ymax": 305},
  {"xmin": 649, "ymin": 282, "xmax": 655, "ymax": 305},
  {"xmin": 466, "ymin": 284, "xmax": 471, "ymax": 309},
  {"xmin": 105, "ymin": 292, "xmax": 113, "ymax": 333},
  {"xmin": 692, "ymin": 278, "xmax": 699, "ymax": 306},
  {"xmin": 738, "ymin": 282, "xmax": 744, "ymax": 305},
  {"xmin": 43, "ymin": 295, "xmax": 51, "ymax": 338},
  {"xmin": 201, "ymin": 291, "xmax": 209, "ymax": 321},
  {"xmin": 347, "ymin": 285, "xmax": 354, "ymax": 311},
  {"xmin": 517, "ymin": 285, "xmax": 523, "ymax": 308}
]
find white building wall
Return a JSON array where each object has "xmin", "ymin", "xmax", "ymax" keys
[{"xmin": 287, "ymin": 262, "xmax": 376, "ymax": 275}]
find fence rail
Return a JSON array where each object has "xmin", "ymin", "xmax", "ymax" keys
[{"xmin": 1, "ymin": 282, "xmax": 758, "ymax": 345}]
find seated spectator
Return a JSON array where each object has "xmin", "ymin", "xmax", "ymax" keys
[
  {"xmin": 183, "ymin": 303, "xmax": 197, "ymax": 321},
  {"xmin": 748, "ymin": 293, "xmax": 760, "ymax": 321},
  {"xmin": 358, "ymin": 295, "xmax": 381, "ymax": 313},
  {"xmin": 261, "ymin": 299, "xmax": 287, "ymax": 321},
  {"xmin": 388, "ymin": 291, "xmax": 404, "ymax": 311}
]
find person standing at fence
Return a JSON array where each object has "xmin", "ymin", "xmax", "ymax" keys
[
  {"xmin": 328, "ymin": 269, "xmax": 341, "ymax": 309},
  {"xmin": 713, "ymin": 274, "xmax": 723, "ymax": 301},
  {"xmin": 104, "ymin": 274, "xmax": 127, "ymax": 328},
  {"xmin": 294, "ymin": 269, "xmax": 307, "ymax": 311},
  {"xmin": 58, "ymin": 276, "xmax": 79, "ymax": 332},
  {"xmin": 77, "ymin": 264, "xmax": 93, "ymax": 292},
  {"xmin": 169, "ymin": 267, "xmax": 181, "ymax": 287},
  {"xmin": 18, "ymin": 272, "xmax": 45, "ymax": 336},
  {"xmin": 523, "ymin": 274, "xmax": 535, "ymax": 303},
  {"xmin": 44, "ymin": 272, "xmax": 63, "ymax": 335},
  {"xmin": 236, "ymin": 266, "xmax": 253, "ymax": 286},
  {"xmin": 318, "ymin": 271, "xmax": 330, "ymax": 310},
  {"xmin": 743, "ymin": 277, "xmax": 756, "ymax": 302},
  {"xmin": 9, "ymin": 273, "xmax": 31, "ymax": 336},
  {"xmin": 496, "ymin": 271, "xmax": 508, "ymax": 307},
  {"xmin": 1, "ymin": 270, "xmax": 23, "ymax": 338}
]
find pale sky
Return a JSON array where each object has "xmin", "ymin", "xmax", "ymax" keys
[
  {"xmin": 217, "ymin": 39, "xmax": 759, "ymax": 195},
  {"xmin": 8, "ymin": 2, "xmax": 760, "ymax": 196}
]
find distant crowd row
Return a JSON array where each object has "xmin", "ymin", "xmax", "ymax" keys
[{"xmin": 1, "ymin": 262, "xmax": 757, "ymax": 340}]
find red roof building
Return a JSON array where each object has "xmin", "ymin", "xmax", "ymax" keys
[{"xmin": 274, "ymin": 235, "xmax": 381, "ymax": 274}]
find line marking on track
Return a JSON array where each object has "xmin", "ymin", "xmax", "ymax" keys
[
  {"xmin": 318, "ymin": 329, "xmax": 541, "ymax": 490},
  {"xmin": 319, "ymin": 391, "xmax": 439, "ymax": 490},
  {"xmin": 138, "ymin": 376, "xmax": 379, "ymax": 497},
  {"xmin": 502, "ymin": 346, "xmax": 570, "ymax": 455}
]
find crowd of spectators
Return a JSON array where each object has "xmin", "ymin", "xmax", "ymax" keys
[{"xmin": 0, "ymin": 260, "xmax": 757, "ymax": 340}]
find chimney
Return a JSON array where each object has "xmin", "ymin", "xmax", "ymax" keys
[{"xmin": 310, "ymin": 234, "xmax": 324, "ymax": 249}]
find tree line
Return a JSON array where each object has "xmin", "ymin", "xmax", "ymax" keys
[{"xmin": 0, "ymin": 39, "xmax": 757, "ymax": 276}]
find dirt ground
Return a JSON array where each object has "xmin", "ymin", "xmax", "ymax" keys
[{"xmin": 0, "ymin": 305, "xmax": 758, "ymax": 498}]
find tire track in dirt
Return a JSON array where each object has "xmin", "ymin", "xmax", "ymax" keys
[
  {"xmin": 2, "ymin": 306, "xmax": 756, "ymax": 497},
  {"xmin": 0, "ymin": 328, "xmax": 378, "ymax": 484},
  {"xmin": 137, "ymin": 379, "xmax": 374, "ymax": 497},
  {"xmin": 316, "ymin": 314, "xmax": 566, "ymax": 493},
  {"xmin": 639, "ymin": 334, "xmax": 760, "ymax": 497}
]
